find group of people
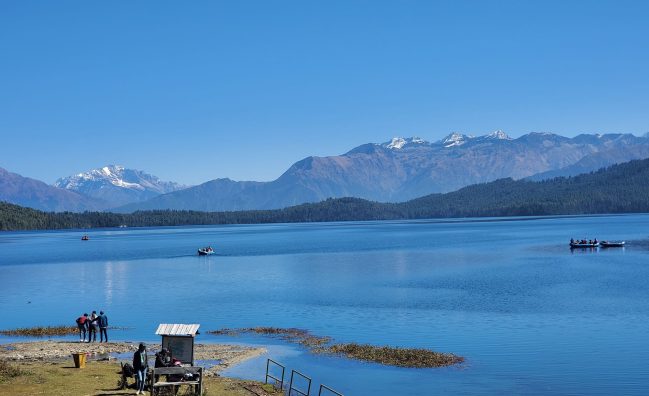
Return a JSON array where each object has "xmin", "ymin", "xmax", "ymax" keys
[
  {"xmin": 131, "ymin": 343, "xmax": 177, "ymax": 394},
  {"xmin": 570, "ymin": 238, "xmax": 598, "ymax": 244},
  {"xmin": 75, "ymin": 310, "xmax": 109, "ymax": 343}
]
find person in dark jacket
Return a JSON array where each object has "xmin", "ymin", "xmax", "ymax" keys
[
  {"xmin": 133, "ymin": 343, "xmax": 148, "ymax": 395},
  {"xmin": 98, "ymin": 310, "xmax": 108, "ymax": 342}
]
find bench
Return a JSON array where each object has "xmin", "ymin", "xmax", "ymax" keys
[{"xmin": 148, "ymin": 366, "xmax": 203, "ymax": 396}]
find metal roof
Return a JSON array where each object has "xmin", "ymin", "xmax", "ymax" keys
[{"xmin": 155, "ymin": 324, "xmax": 200, "ymax": 336}]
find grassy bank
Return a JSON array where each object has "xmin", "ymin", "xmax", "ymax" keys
[{"xmin": 0, "ymin": 359, "xmax": 280, "ymax": 396}]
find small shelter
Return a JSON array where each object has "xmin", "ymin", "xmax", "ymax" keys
[{"xmin": 155, "ymin": 323, "xmax": 200, "ymax": 365}]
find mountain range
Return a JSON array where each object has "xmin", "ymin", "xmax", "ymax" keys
[
  {"xmin": 54, "ymin": 165, "xmax": 185, "ymax": 208},
  {"xmin": 116, "ymin": 131, "xmax": 649, "ymax": 212},
  {"xmin": 4, "ymin": 157, "xmax": 649, "ymax": 231},
  {"xmin": 2, "ymin": 131, "xmax": 649, "ymax": 213},
  {"xmin": 0, "ymin": 167, "xmax": 101, "ymax": 212}
]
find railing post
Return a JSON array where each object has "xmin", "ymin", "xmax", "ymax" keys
[
  {"xmin": 288, "ymin": 369, "xmax": 312, "ymax": 396},
  {"xmin": 265, "ymin": 359, "xmax": 285, "ymax": 390},
  {"xmin": 318, "ymin": 383, "xmax": 344, "ymax": 396}
]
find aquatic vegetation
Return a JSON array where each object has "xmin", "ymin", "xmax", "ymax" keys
[
  {"xmin": 209, "ymin": 327, "xmax": 331, "ymax": 349},
  {"xmin": 0, "ymin": 326, "xmax": 77, "ymax": 337},
  {"xmin": 208, "ymin": 327, "xmax": 463, "ymax": 368},
  {"xmin": 328, "ymin": 343, "xmax": 464, "ymax": 368}
]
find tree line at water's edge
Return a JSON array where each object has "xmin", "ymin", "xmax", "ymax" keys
[{"xmin": 2, "ymin": 158, "xmax": 649, "ymax": 231}]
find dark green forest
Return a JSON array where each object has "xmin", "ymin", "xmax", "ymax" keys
[{"xmin": 2, "ymin": 158, "xmax": 649, "ymax": 231}]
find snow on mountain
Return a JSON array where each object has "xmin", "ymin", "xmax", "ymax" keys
[
  {"xmin": 383, "ymin": 137, "xmax": 428, "ymax": 150},
  {"xmin": 54, "ymin": 165, "xmax": 186, "ymax": 208},
  {"xmin": 440, "ymin": 132, "xmax": 473, "ymax": 147},
  {"xmin": 485, "ymin": 130, "xmax": 512, "ymax": 140},
  {"xmin": 116, "ymin": 132, "xmax": 649, "ymax": 213}
]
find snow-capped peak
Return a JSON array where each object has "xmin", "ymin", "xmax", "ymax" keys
[
  {"xmin": 386, "ymin": 137, "xmax": 407, "ymax": 149},
  {"xmin": 383, "ymin": 137, "xmax": 428, "ymax": 150},
  {"xmin": 485, "ymin": 130, "xmax": 512, "ymax": 140},
  {"xmin": 55, "ymin": 165, "xmax": 184, "ymax": 194},
  {"xmin": 441, "ymin": 132, "xmax": 473, "ymax": 148}
]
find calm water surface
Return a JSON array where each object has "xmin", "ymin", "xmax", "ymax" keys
[{"xmin": 1, "ymin": 215, "xmax": 648, "ymax": 395}]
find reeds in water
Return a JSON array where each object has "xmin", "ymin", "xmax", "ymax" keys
[
  {"xmin": 328, "ymin": 342, "xmax": 464, "ymax": 368},
  {"xmin": 0, "ymin": 326, "xmax": 77, "ymax": 337},
  {"xmin": 208, "ymin": 327, "xmax": 463, "ymax": 368}
]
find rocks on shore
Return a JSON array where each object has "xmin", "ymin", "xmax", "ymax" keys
[{"xmin": 0, "ymin": 341, "xmax": 266, "ymax": 375}]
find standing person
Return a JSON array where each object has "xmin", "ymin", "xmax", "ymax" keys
[
  {"xmin": 133, "ymin": 343, "xmax": 148, "ymax": 395},
  {"xmin": 87, "ymin": 311, "xmax": 98, "ymax": 343},
  {"xmin": 99, "ymin": 310, "xmax": 109, "ymax": 342},
  {"xmin": 75, "ymin": 313, "xmax": 88, "ymax": 342}
]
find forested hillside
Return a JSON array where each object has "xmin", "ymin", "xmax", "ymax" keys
[{"xmin": 2, "ymin": 158, "xmax": 649, "ymax": 231}]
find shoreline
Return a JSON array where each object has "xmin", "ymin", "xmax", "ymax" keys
[{"xmin": 0, "ymin": 340, "xmax": 266, "ymax": 376}]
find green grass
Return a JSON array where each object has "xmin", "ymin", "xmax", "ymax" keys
[
  {"xmin": 0, "ymin": 361, "xmax": 29, "ymax": 383},
  {"xmin": 0, "ymin": 360, "xmax": 282, "ymax": 395}
]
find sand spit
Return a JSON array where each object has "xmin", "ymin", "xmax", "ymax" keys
[{"xmin": 0, "ymin": 341, "xmax": 265, "ymax": 375}]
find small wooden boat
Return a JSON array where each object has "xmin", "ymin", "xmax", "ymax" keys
[
  {"xmin": 81, "ymin": 235, "xmax": 89, "ymax": 241},
  {"xmin": 198, "ymin": 247, "xmax": 214, "ymax": 255},
  {"xmin": 570, "ymin": 242, "xmax": 599, "ymax": 248},
  {"xmin": 600, "ymin": 241, "xmax": 625, "ymax": 248}
]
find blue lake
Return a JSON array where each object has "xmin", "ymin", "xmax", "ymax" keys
[{"xmin": 1, "ymin": 215, "xmax": 649, "ymax": 395}]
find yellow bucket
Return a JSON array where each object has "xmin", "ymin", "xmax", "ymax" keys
[{"xmin": 72, "ymin": 353, "xmax": 86, "ymax": 368}]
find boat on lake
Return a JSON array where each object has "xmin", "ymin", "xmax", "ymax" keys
[
  {"xmin": 570, "ymin": 242, "xmax": 599, "ymax": 248},
  {"xmin": 600, "ymin": 241, "xmax": 625, "ymax": 247},
  {"xmin": 198, "ymin": 247, "xmax": 214, "ymax": 255},
  {"xmin": 81, "ymin": 235, "xmax": 89, "ymax": 241}
]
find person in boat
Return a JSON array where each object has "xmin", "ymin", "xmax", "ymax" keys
[
  {"xmin": 594, "ymin": 238, "xmax": 598, "ymax": 244},
  {"xmin": 570, "ymin": 238, "xmax": 575, "ymax": 244}
]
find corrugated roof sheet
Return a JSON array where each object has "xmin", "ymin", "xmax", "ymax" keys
[{"xmin": 155, "ymin": 324, "xmax": 200, "ymax": 336}]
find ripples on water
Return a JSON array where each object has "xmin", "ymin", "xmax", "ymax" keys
[{"xmin": 1, "ymin": 215, "xmax": 648, "ymax": 395}]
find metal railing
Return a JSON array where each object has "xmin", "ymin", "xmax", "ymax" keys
[
  {"xmin": 288, "ymin": 369, "xmax": 312, "ymax": 396},
  {"xmin": 319, "ymin": 384, "xmax": 344, "ymax": 396},
  {"xmin": 265, "ymin": 359, "xmax": 343, "ymax": 396},
  {"xmin": 265, "ymin": 359, "xmax": 285, "ymax": 390}
]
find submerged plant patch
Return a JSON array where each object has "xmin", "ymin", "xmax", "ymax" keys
[
  {"xmin": 208, "ymin": 327, "xmax": 463, "ymax": 368},
  {"xmin": 0, "ymin": 326, "xmax": 77, "ymax": 337}
]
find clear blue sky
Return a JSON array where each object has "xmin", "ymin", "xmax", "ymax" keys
[{"xmin": 1, "ymin": 1, "xmax": 648, "ymax": 185}]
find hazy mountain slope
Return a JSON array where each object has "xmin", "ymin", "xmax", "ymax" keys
[
  {"xmin": 116, "ymin": 178, "xmax": 265, "ymax": 212},
  {"xmin": 526, "ymin": 137, "xmax": 649, "ymax": 180},
  {"xmin": 0, "ymin": 167, "xmax": 102, "ymax": 212}
]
